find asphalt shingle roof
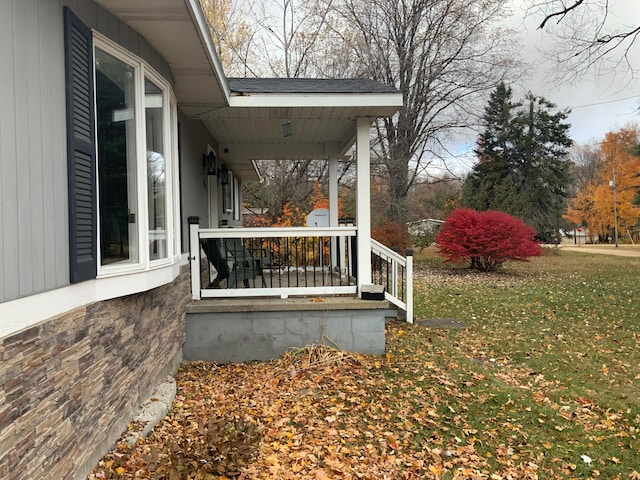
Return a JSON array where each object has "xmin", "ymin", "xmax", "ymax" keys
[{"xmin": 227, "ymin": 78, "xmax": 399, "ymax": 95}]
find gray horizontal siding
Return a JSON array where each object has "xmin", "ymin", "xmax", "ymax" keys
[{"xmin": 0, "ymin": 0, "xmax": 175, "ymax": 303}]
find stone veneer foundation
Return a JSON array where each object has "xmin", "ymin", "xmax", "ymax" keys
[{"xmin": 0, "ymin": 266, "xmax": 190, "ymax": 480}]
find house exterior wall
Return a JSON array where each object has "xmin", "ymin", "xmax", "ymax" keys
[
  {"xmin": 0, "ymin": 266, "xmax": 190, "ymax": 480},
  {"xmin": 0, "ymin": 1, "xmax": 212, "ymax": 478},
  {"xmin": 178, "ymin": 112, "xmax": 216, "ymax": 244},
  {"xmin": 0, "ymin": 0, "xmax": 68, "ymax": 303},
  {"xmin": 0, "ymin": 0, "xmax": 174, "ymax": 304},
  {"xmin": 217, "ymin": 172, "xmax": 243, "ymax": 228}
]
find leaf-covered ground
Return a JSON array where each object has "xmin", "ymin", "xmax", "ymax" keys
[{"xmin": 91, "ymin": 250, "xmax": 640, "ymax": 479}]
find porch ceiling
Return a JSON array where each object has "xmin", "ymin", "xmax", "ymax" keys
[{"xmin": 186, "ymin": 80, "xmax": 402, "ymax": 181}]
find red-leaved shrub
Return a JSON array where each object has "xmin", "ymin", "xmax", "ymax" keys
[
  {"xmin": 372, "ymin": 218, "xmax": 410, "ymax": 253},
  {"xmin": 436, "ymin": 209, "xmax": 542, "ymax": 272}
]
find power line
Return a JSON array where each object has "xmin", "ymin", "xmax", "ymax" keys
[{"xmin": 570, "ymin": 95, "xmax": 639, "ymax": 110}]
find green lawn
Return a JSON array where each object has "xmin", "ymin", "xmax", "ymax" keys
[
  {"xmin": 404, "ymin": 247, "xmax": 640, "ymax": 478},
  {"xmin": 91, "ymin": 249, "xmax": 640, "ymax": 479}
]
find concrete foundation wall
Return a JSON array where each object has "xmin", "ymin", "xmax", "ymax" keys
[
  {"xmin": 0, "ymin": 267, "xmax": 190, "ymax": 480},
  {"xmin": 184, "ymin": 300, "xmax": 392, "ymax": 362}
]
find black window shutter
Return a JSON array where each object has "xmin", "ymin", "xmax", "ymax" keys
[{"xmin": 64, "ymin": 7, "xmax": 97, "ymax": 283}]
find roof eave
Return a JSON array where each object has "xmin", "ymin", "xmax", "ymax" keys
[
  {"xmin": 95, "ymin": 0, "xmax": 231, "ymax": 108},
  {"xmin": 228, "ymin": 92, "xmax": 402, "ymax": 116},
  {"xmin": 183, "ymin": 0, "xmax": 231, "ymax": 103}
]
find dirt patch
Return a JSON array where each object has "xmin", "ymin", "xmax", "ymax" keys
[{"xmin": 415, "ymin": 317, "xmax": 467, "ymax": 328}]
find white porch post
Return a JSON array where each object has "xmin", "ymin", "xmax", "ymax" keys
[
  {"xmin": 329, "ymin": 156, "xmax": 339, "ymax": 226},
  {"xmin": 189, "ymin": 218, "xmax": 201, "ymax": 300},
  {"xmin": 356, "ymin": 117, "xmax": 372, "ymax": 290},
  {"xmin": 329, "ymin": 156, "xmax": 339, "ymax": 268}
]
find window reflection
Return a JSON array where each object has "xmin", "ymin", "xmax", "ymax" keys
[
  {"xmin": 145, "ymin": 78, "xmax": 167, "ymax": 260},
  {"xmin": 95, "ymin": 48, "xmax": 138, "ymax": 266}
]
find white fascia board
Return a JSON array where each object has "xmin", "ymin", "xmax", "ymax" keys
[
  {"xmin": 228, "ymin": 93, "xmax": 403, "ymax": 110},
  {"xmin": 185, "ymin": 0, "xmax": 231, "ymax": 104},
  {"xmin": 0, "ymin": 259, "xmax": 186, "ymax": 339}
]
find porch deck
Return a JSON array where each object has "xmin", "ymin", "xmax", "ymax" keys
[
  {"xmin": 186, "ymin": 296, "xmax": 392, "ymax": 313},
  {"xmin": 184, "ymin": 296, "xmax": 397, "ymax": 362}
]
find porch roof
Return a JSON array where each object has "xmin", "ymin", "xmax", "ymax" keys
[
  {"xmin": 228, "ymin": 78, "xmax": 400, "ymax": 95},
  {"xmin": 95, "ymin": 0, "xmax": 403, "ymax": 182},
  {"xmin": 205, "ymin": 78, "xmax": 402, "ymax": 180}
]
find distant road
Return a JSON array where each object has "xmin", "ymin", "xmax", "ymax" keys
[{"xmin": 558, "ymin": 245, "xmax": 640, "ymax": 257}]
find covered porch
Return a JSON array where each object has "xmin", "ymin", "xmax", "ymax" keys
[{"xmin": 183, "ymin": 78, "xmax": 410, "ymax": 360}]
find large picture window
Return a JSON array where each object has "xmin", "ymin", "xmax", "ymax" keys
[
  {"xmin": 94, "ymin": 36, "xmax": 178, "ymax": 274},
  {"xmin": 95, "ymin": 48, "xmax": 139, "ymax": 266}
]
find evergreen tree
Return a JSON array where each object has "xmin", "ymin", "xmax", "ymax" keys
[
  {"xmin": 463, "ymin": 84, "xmax": 573, "ymax": 243},
  {"xmin": 462, "ymin": 82, "xmax": 520, "ymax": 211}
]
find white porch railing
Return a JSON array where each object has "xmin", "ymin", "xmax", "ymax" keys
[
  {"xmin": 370, "ymin": 239, "xmax": 414, "ymax": 324},
  {"xmin": 188, "ymin": 219, "xmax": 413, "ymax": 323},
  {"xmin": 189, "ymin": 219, "xmax": 358, "ymax": 299}
]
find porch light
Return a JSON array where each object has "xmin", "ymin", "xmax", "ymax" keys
[
  {"xmin": 282, "ymin": 120, "xmax": 293, "ymax": 137},
  {"xmin": 220, "ymin": 164, "xmax": 229, "ymax": 184},
  {"xmin": 203, "ymin": 151, "xmax": 217, "ymax": 176}
]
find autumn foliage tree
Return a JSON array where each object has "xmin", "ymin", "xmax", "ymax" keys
[
  {"xmin": 565, "ymin": 125, "xmax": 640, "ymax": 241},
  {"xmin": 371, "ymin": 218, "xmax": 411, "ymax": 253},
  {"xmin": 436, "ymin": 209, "xmax": 543, "ymax": 272}
]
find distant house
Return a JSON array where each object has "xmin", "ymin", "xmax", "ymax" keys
[
  {"xmin": 0, "ymin": 1, "xmax": 404, "ymax": 478},
  {"xmin": 408, "ymin": 218, "xmax": 445, "ymax": 248},
  {"xmin": 407, "ymin": 218, "xmax": 445, "ymax": 236}
]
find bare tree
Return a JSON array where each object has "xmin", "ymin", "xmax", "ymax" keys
[
  {"xmin": 324, "ymin": 0, "xmax": 521, "ymax": 223},
  {"xmin": 569, "ymin": 142, "xmax": 601, "ymax": 192},
  {"xmin": 222, "ymin": 0, "xmax": 520, "ymax": 225},
  {"xmin": 250, "ymin": 0, "xmax": 336, "ymax": 77},
  {"xmin": 408, "ymin": 174, "xmax": 462, "ymax": 221},
  {"xmin": 529, "ymin": 0, "xmax": 640, "ymax": 78},
  {"xmin": 243, "ymin": 160, "xmax": 329, "ymax": 223},
  {"xmin": 200, "ymin": 0, "xmax": 261, "ymax": 76}
]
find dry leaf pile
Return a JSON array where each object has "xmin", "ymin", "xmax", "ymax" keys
[
  {"xmin": 90, "ymin": 340, "xmax": 531, "ymax": 480},
  {"xmin": 89, "ymin": 255, "xmax": 640, "ymax": 479}
]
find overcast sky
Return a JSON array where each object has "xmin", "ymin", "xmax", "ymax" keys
[
  {"xmin": 440, "ymin": 0, "xmax": 640, "ymax": 176},
  {"xmin": 509, "ymin": 0, "xmax": 640, "ymax": 145}
]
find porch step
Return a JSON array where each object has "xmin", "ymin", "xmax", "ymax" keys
[{"xmin": 184, "ymin": 297, "xmax": 396, "ymax": 363}]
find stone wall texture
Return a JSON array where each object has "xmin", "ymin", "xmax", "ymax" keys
[{"xmin": 0, "ymin": 266, "xmax": 190, "ymax": 480}]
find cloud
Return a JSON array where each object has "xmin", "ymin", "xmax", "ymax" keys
[{"xmin": 509, "ymin": 0, "xmax": 640, "ymax": 145}]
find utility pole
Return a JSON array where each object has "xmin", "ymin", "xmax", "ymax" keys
[{"xmin": 609, "ymin": 168, "xmax": 619, "ymax": 248}]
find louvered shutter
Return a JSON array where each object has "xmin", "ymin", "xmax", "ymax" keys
[{"xmin": 63, "ymin": 7, "xmax": 97, "ymax": 283}]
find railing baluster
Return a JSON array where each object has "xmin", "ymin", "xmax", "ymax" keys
[{"xmin": 369, "ymin": 239, "xmax": 413, "ymax": 323}]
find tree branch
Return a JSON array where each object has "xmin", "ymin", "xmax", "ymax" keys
[{"xmin": 538, "ymin": 0, "xmax": 584, "ymax": 29}]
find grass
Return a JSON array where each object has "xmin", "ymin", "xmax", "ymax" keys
[
  {"xmin": 405, "ymin": 247, "xmax": 640, "ymax": 477},
  {"xmin": 92, "ymin": 248, "xmax": 640, "ymax": 479}
]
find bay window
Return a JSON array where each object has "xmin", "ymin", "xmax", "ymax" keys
[{"xmin": 94, "ymin": 36, "xmax": 179, "ymax": 274}]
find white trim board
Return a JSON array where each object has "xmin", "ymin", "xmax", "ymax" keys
[
  {"xmin": 228, "ymin": 93, "xmax": 403, "ymax": 111},
  {"xmin": 0, "ymin": 257, "xmax": 187, "ymax": 339}
]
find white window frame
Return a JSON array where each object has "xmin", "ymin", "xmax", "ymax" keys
[{"xmin": 93, "ymin": 33, "xmax": 180, "ymax": 278}]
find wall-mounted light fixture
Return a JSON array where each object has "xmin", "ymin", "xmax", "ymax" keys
[
  {"xmin": 203, "ymin": 151, "xmax": 217, "ymax": 176},
  {"xmin": 220, "ymin": 164, "xmax": 229, "ymax": 184},
  {"xmin": 282, "ymin": 120, "xmax": 293, "ymax": 138}
]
